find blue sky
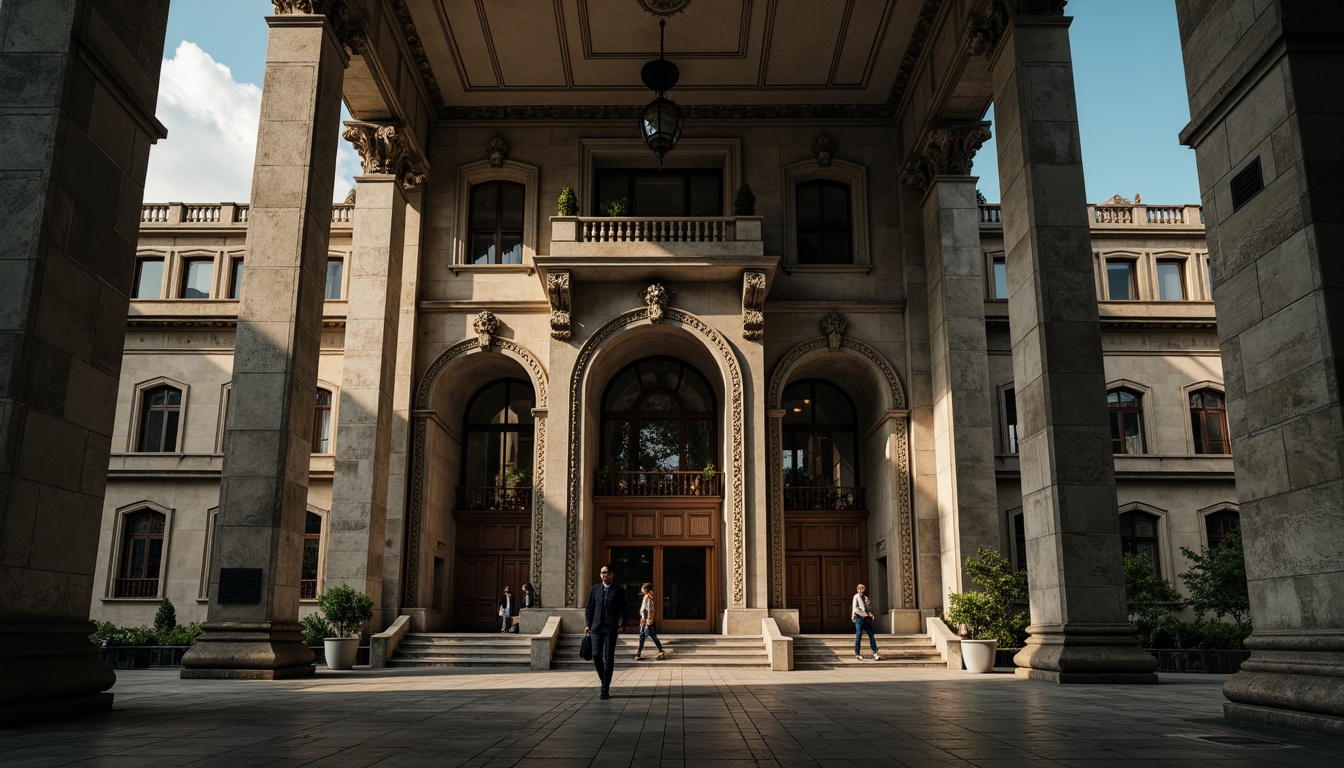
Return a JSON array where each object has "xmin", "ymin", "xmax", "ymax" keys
[{"xmin": 146, "ymin": 0, "xmax": 1199, "ymax": 204}]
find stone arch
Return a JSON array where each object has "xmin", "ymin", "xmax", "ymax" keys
[
  {"xmin": 405, "ymin": 336, "xmax": 549, "ymax": 611},
  {"xmin": 564, "ymin": 308, "xmax": 746, "ymax": 609},
  {"xmin": 766, "ymin": 335, "xmax": 914, "ymax": 610}
]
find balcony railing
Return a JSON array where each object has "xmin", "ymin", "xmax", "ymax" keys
[
  {"xmin": 457, "ymin": 486, "xmax": 533, "ymax": 511},
  {"xmin": 300, "ymin": 579, "xmax": 318, "ymax": 600},
  {"xmin": 114, "ymin": 578, "xmax": 160, "ymax": 598},
  {"xmin": 592, "ymin": 470, "xmax": 723, "ymax": 497},
  {"xmin": 978, "ymin": 203, "xmax": 1204, "ymax": 228},
  {"xmin": 140, "ymin": 203, "xmax": 354, "ymax": 227},
  {"xmin": 577, "ymin": 217, "xmax": 734, "ymax": 243},
  {"xmin": 784, "ymin": 486, "xmax": 865, "ymax": 511}
]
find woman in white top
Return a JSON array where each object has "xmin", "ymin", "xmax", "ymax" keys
[
  {"xmin": 499, "ymin": 586, "xmax": 513, "ymax": 633},
  {"xmin": 852, "ymin": 584, "xmax": 880, "ymax": 660},
  {"xmin": 635, "ymin": 583, "xmax": 666, "ymax": 661}
]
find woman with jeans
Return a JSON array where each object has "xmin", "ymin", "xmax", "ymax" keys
[
  {"xmin": 635, "ymin": 583, "xmax": 666, "ymax": 661},
  {"xmin": 851, "ymin": 584, "xmax": 880, "ymax": 660}
]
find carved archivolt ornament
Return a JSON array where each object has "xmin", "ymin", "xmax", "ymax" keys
[
  {"xmin": 821, "ymin": 311, "xmax": 847, "ymax": 352},
  {"xmin": 637, "ymin": 0, "xmax": 692, "ymax": 16},
  {"xmin": 900, "ymin": 123, "xmax": 992, "ymax": 192},
  {"xmin": 547, "ymin": 271, "xmax": 572, "ymax": 340},
  {"xmin": 486, "ymin": 136, "xmax": 510, "ymax": 168},
  {"xmin": 811, "ymin": 135, "xmax": 834, "ymax": 168},
  {"xmin": 342, "ymin": 121, "xmax": 426, "ymax": 188},
  {"xmin": 644, "ymin": 283, "xmax": 669, "ymax": 324},
  {"xmin": 967, "ymin": 0, "xmax": 1069, "ymax": 57},
  {"xmin": 741, "ymin": 271, "xmax": 766, "ymax": 341},
  {"xmin": 473, "ymin": 311, "xmax": 499, "ymax": 349}
]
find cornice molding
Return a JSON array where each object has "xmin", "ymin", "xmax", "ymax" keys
[{"xmin": 439, "ymin": 102, "xmax": 898, "ymax": 121}]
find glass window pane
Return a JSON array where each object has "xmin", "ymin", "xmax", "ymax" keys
[
  {"xmin": 796, "ymin": 185, "xmax": 820, "ymax": 225},
  {"xmin": 604, "ymin": 420, "xmax": 631, "ymax": 469},
  {"xmin": 302, "ymin": 537, "xmax": 320, "ymax": 581},
  {"xmin": 689, "ymin": 173, "xmax": 721, "ymax": 216},
  {"xmin": 325, "ymin": 260, "xmax": 343, "ymax": 300},
  {"xmin": 305, "ymin": 511, "xmax": 323, "ymax": 535},
  {"xmin": 638, "ymin": 419, "xmax": 680, "ymax": 470},
  {"xmin": 686, "ymin": 420, "xmax": 713, "ymax": 471},
  {"xmin": 500, "ymin": 185, "xmax": 524, "ymax": 228},
  {"xmin": 229, "ymin": 259, "xmax": 243, "ymax": 299},
  {"xmin": 165, "ymin": 388, "xmax": 181, "ymax": 406},
  {"xmin": 315, "ymin": 410, "xmax": 330, "ymax": 453},
  {"xmin": 633, "ymin": 175, "xmax": 684, "ymax": 217},
  {"xmin": 508, "ymin": 385, "xmax": 535, "ymax": 424},
  {"xmin": 182, "ymin": 260, "xmax": 213, "ymax": 299},
  {"xmin": 822, "ymin": 184, "xmax": 850, "ymax": 226},
  {"xmin": 1106, "ymin": 261, "xmax": 1134, "ymax": 300},
  {"xmin": 797, "ymin": 232, "xmax": 822, "ymax": 263},
  {"xmin": 146, "ymin": 538, "xmax": 163, "ymax": 576},
  {"xmin": 499, "ymin": 234, "xmax": 522, "ymax": 265},
  {"xmin": 128, "ymin": 539, "xmax": 147, "ymax": 577},
  {"xmin": 993, "ymin": 257, "xmax": 1008, "ymax": 300},
  {"xmin": 824, "ymin": 232, "xmax": 852, "ymax": 263},
  {"xmin": 142, "ymin": 410, "xmax": 164, "ymax": 451},
  {"xmin": 134, "ymin": 259, "xmax": 164, "ymax": 299},
  {"xmin": 1191, "ymin": 411, "xmax": 1206, "ymax": 452},
  {"xmin": 640, "ymin": 393, "xmax": 678, "ymax": 412},
  {"xmin": 463, "ymin": 431, "xmax": 491, "ymax": 486},
  {"xmin": 468, "ymin": 382, "xmax": 507, "ymax": 424},
  {"xmin": 1206, "ymin": 416, "xmax": 1224, "ymax": 452},
  {"xmin": 470, "ymin": 233, "xmax": 497, "ymax": 265},
  {"xmin": 315, "ymin": 389, "xmax": 332, "ymax": 407},
  {"xmin": 783, "ymin": 382, "xmax": 810, "ymax": 424},
  {"xmin": 639, "ymin": 359, "xmax": 681, "ymax": 391},
  {"xmin": 662, "ymin": 547, "xmax": 707, "ymax": 620},
  {"xmin": 162, "ymin": 410, "xmax": 179, "ymax": 452},
  {"xmin": 810, "ymin": 382, "xmax": 853, "ymax": 425},
  {"xmin": 604, "ymin": 368, "xmax": 642, "ymax": 412},
  {"xmin": 471, "ymin": 185, "xmax": 498, "ymax": 227},
  {"xmin": 1157, "ymin": 261, "xmax": 1185, "ymax": 300},
  {"xmin": 1123, "ymin": 412, "xmax": 1143, "ymax": 454}
]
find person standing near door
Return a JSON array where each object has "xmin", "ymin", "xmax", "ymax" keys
[
  {"xmin": 635, "ymin": 583, "xmax": 666, "ymax": 661},
  {"xmin": 584, "ymin": 564, "xmax": 628, "ymax": 699},
  {"xmin": 499, "ymin": 585, "xmax": 514, "ymax": 633},
  {"xmin": 852, "ymin": 583, "xmax": 881, "ymax": 661}
]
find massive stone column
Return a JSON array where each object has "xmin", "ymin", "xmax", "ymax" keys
[
  {"xmin": 1175, "ymin": 0, "xmax": 1344, "ymax": 734},
  {"xmin": 182, "ymin": 7, "xmax": 351, "ymax": 679},
  {"xmin": 0, "ymin": 0, "xmax": 168, "ymax": 723},
  {"xmin": 326, "ymin": 122, "xmax": 423, "ymax": 630},
  {"xmin": 973, "ymin": 2, "xmax": 1157, "ymax": 682},
  {"xmin": 902, "ymin": 126, "xmax": 1001, "ymax": 600}
]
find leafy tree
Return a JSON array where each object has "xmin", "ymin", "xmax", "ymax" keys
[
  {"xmin": 1123, "ymin": 552, "xmax": 1183, "ymax": 646},
  {"xmin": 316, "ymin": 583, "xmax": 375, "ymax": 638},
  {"xmin": 1180, "ymin": 528, "xmax": 1251, "ymax": 630},
  {"xmin": 153, "ymin": 597, "xmax": 177, "ymax": 631},
  {"xmin": 945, "ymin": 548, "xmax": 1029, "ymax": 646}
]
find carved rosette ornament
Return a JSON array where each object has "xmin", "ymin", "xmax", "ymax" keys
[
  {"xmin": 811, "ymin": 135, "xmax": 834, "ymax": 167},
  {"xmin": 473, "ymin": 311, "xmax": 499, "ymax": 350},
  {"xmin": 486, "ymin": 136, "xmax": 509, "ymax": 168},
  {"xmin": 546, "ymin": 271, "xmax": 572, "ymax": 340},
  {"xmin": 637, "ymin": 0, "xmax": 692, "ymax": 16},
  {"xmin": 644, "ymin": 283, "xmax": 669, "ymax": 324},
  {"xmin": 966, "ymin": 0, "xmax": 1069, "ymax": 57},
  {"xmin": 741, "ymin": 271, "xmax": 766, "ymax": 341},
  {"xmin": 821, "ymin": 311, "xmax": 847, "ymax": 352},
  {"xmin": 900, "ymin": 122, "xmax": 993, "ymax": 192},
  {"xmin": 342, "ymin": 121, "xmax": 427, "ymax": 188},
  {"xmin": 272, "ymin": 0, "xmax": 366, "ymax": 56}
]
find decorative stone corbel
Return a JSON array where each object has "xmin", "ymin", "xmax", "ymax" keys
[
  {"xmin": 644, "ymin": 283, "xmax": 669, "ymax": 324},
  {"xmin": 473, "ymin": 311, "xmax": 499, "ymax": 350},
  {"xmin": 741, "ymin": 271, "xmax": 766, "ymax": 341},
  {"xmin": 342, "ymin": 121, "xmax": 427, "ymax": 189},
  {"xmin": 821, "ymin": 311, "xmax": 847, "ymax": 352},
  {"xmin": 966, "ymin": 0, "xmax": 1068, "ymax": 58},
  {"xmin": 811, "ymin": 135, "xmax": 834, "ymax": 167},
  {"xmin": 547, "ymin": 271, "xmax": 572, "ymax": 340},
  {"xmin": 900, "ymin": 122, "xmax": 993, "ymax": 193},
  {"xmin": 486, "ymin": 136, "xmax": 510, "ymax": 168}
]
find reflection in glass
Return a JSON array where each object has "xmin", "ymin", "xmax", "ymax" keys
[
  {"xmin": 663, "ymin": 547, "xmax": 707, "ymax": 620},
  {"xmin": 134, "ymin": 259, "xmax": 164, "ymax": 299}
]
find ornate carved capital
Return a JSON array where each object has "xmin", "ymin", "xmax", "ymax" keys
[
  {"xmin": 546, "ymin": 271, "xmax": 572, "ymax": 340},
  {"xmin": 811, "ymin": 135, "xmax": 834, "ymax": 168},
  {"xmin": 486, "ymin": 136, "xmax": 510, "ymax": 168},
  {"xmin": 272, "ymin": 0, "xmax": 366, "ymax": 57},
  {"xmin": 742, "ymin": 271, "xmax": 766, "ymax": 341},
  {"xmin": 901, "ymin": 122, "xmax": 992, "ymax": 192},
  {"xmin": 473, "ymin": 311, "xmax": 499, "ymax": 349},
  {"xmin": 342, "ymin": 121, "xmax": 426, "ymax": 188},
  {"xmin": 644, "ymin": 284, "xmax": 669, "ymax": 324},
  {"xmin": 821, "ymin": 311, "xmax": 847, "ymax": 352},
  {"xmin": 966, "ymin": 0, "xmax": 1068, "ymax": 57}
]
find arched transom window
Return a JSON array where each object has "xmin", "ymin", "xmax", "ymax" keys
[
  {"xmin": 1120, "ymin": 510, "xmax": 1161, "ymax": 576},
  {"xmin": 601, "ymin": 357, "xmax": 716, "ymax": 474},
  {"xmin": 1107, "ymin": 388, "xmax": 1145, "ymax": 455},
  {"xmin": 1190, "ymin": 389, "xmax": 1230, "ymax": 454},
  {"xmin": 461, "ymin": 379, "xmax": 535, "ymax": 509},
  {"xmin": 116, "ymin": 510, "xmax": 166, "ymax": 597},
  {"xmin": 782, "ymin": 379, "xmax": 861, "ymax": 510}
]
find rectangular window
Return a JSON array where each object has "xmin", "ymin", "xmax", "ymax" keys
[
  {"xmin": 134, "ymin": 258, "xmax": 164, "ymax": 299},
  {"xmin": 992, "ymin": 255, "xmax": 1008, "ymax": 300},
  {"xmin": 593, "ymin": 169, "xmax": 722, "ymax": 217},
  {"xmin": 1206, "ymin": 260, "xmax": 1214, "ymax": 297},
  {"xmin": 1156, "ymin": 260, "xmax": 1186, "ymax": 301},
  {"xmin": 180, "ymin": 259, "xmax": 213, "ymax": 299},
  {"xmin": 325, "ymin": 259, "xmax": 343, "ymax": 300},
  {"xmin": 1106, "ymin": 260, "xmax": 1136, "ymax": 300},
  {"xmin": 1004, "ymin": 388, "xmax": 1018, "ymax": 454},
  {"xmin": 228, "ymin": 258, "xmax": 244, "ymax": 300}
]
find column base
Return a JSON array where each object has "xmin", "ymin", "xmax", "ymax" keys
[
  {"xmin": 179, "ymin": 621, "xmax": 315, "ymax": 680},
  {"xmin": 722, "ymin": 608, "xmax": 769, "ymax": 635},
  {"xmin": 1013, "ymin": 622, "xmax": 1158, "ymax": 684},
  {"xmin": 1221, "ymin": 635, "xmax": 1344, "ymax": 730},
  {"xmin": 1225, "ymin": 703, "xmax": 1344, "ymax": 737},
  {"xmin": 0, "ymin": 618, "xmax": 118, "ymax": 724}
]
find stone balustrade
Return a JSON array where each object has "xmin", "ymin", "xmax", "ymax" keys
[
  {"xmin": 978, "ymin": 203, "xmax": 1204, "ymax": 228},
  {"xmin": 140, "ymin": 202, "xmax": 353, "ymax": 227}
]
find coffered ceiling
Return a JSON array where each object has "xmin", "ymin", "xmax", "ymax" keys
[{"xmin": 404, "ymin": 0, "xmax": 927, "ymax": 112}]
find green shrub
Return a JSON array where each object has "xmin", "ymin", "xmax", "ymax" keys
[
  {"xmin": 316, "ymin": 584, "xmax": 374, "ymax": 638},
  {"xmin": 301, "ymin": 613, "xmax": 337, "ymax": 645},
  {"xmin": 1180, "ymin": 528, "xmax": 1251, "ymax": 631},
  {"xmin": 153, "ymin": 597, "xmax": 177, "ymax": 631},
  {"xmin": 599, "ymin": 197, "xmax": 628, "ymax": 216},
  {"xmin": 1148, "ymin": 619, "xmax": 1250, "ymax": 650},
  {"xmin": 156, "ymin": 622, "xmax": 202, "ymax": 646},
  {"xmin": 1123, "ymin": 552, "xmax": 1183, "ymax": 646},
  {"xmin": 944, "ymin": 548, "xmax": 1029, "ymax": 646},
  {"xmin": 732, "ymin": 183, "xmax": 756, "ymax": 215},
  {"xmin": 557, "ymin": 185, "xmax": 579, "ymax": 216}
]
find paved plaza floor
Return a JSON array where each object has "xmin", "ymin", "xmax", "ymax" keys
[{"xmin": 3, "ymin": 666, "xmax": 1342, "ymax": 767}]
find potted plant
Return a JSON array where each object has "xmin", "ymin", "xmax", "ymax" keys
[
  {"xmin": 316, "ymin": 583, "xmax": 374, "ymax": 671},
  {"xmin": 700, "ymin": 461, "xmax": 716, "ymax": 494},
  {"xmin": 557, "ymin": 185, "xmax": 578, "ymax": 216},
  {"xmin": 944, "ymin": 548, "xmax": 1028, "ymax": 673},
  {"xmin": 600, "ymin": 197, "xmax": 629, "ymax": 217},
  {"xmin": 732, "ymin": 183, "xmax": 756, "ymax": 216}
]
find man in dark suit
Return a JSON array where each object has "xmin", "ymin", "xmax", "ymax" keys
[{"xmin": 584, "ymin": 563, "xmax": 628, "ymax": 699}]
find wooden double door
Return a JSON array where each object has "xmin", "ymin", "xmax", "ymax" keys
[
  {"xmin": 785, "ymin": 513, "xmax": 868, "ymax": 633},
  {"xmin": 595, "ymin": 499, "xmax": 719, "ymax": 633},
  {"xmin": 454, "ymin": 512, "xmax": 530, "ymax": 632}
]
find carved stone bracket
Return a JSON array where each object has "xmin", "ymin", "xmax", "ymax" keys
[
  {"xmin": 272, "ymin": 0, "xmax": 366, "ymax": 57},
  {"xmin": 473, "ymin": 311, "xmax": 499, "ymax": 350},
  {"xmin": 644, "ymin": 283, "xmax": 669, "ymax": 324},
  {"xmin": 547, "ymin": 271, "xmax": 572, "ymax": 340},
  {"xmin": 486, "ymin": 136, "xmax": 510, "ymax": 168},
  {"xmin": 811, "ymin": 135, "xmax": 834, "ymax": 167},
  {"xmin": 900, "ymin": 122, "xmax": 993, "ymax": 192},
  {"xmin": 342, "ymin": 121, "xmax": 427, "ymax": 188},
  {"xmin": 966, "ymin": 0, "xmax": 1068, "ymax": 58},
  {"xmin": 821, "ymin": 311, "xmax": 847, "ymax": 351},
  {"xmin": 742, "ymin": 271, "xmax": 766, "ymax": 341}
]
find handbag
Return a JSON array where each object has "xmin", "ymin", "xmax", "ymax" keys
[{"xmin": 580, "ymin": 632, "xmax": 593, "ymax": 661}]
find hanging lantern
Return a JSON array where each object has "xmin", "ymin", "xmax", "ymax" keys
[{"xmin": 640, "ymin": 20, "xmax": 683, "ymax": 165}]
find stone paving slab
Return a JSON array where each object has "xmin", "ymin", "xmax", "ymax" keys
[{"xmin": 1, "ymin": 668, "xmax": 1342, "ymax": 767}]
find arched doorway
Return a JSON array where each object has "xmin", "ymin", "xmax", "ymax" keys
[
  {"xmin": 593, "ymin": 357, "xmax": 720, "ymax": 633},
  {"xmin": 453, "ymin": 378, "xmax": 535, "ymax": 631},
  {"xmin": 781, "ymin": 379, "xmax": 867, "ymax": 633}
]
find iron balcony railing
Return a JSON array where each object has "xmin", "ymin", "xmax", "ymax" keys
[
  {"xmin": 114, "ymin": 578, "xmax": 160, "ymax": 598},
  {"xmin": 783, "ymin": 486, "xmax": 865, "ymax": 511},
  {"xmin": 300, "ymin": 579, "xmax": 318, "ymax": 600},
  {"xmin": 592, "ymin": 470, "xmax": 723, "ymax": 497},
  {"xmin": 457, "ymin": 486, "xmax": 533, "ymax": 511}
]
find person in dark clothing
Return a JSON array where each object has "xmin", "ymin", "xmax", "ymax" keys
[{"xmin": 583, "ymin": 564, "xmax": 628, "ymax": 699}]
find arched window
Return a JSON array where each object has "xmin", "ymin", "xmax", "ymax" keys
[
  {"xmin": 1205, "ymin": 509, "xmax": 1240, "ymax": 549},
  {"xmin": 601, "ymin": 357, "xmax": 715, "ymax": 476},
  {"xmin": 782, "ymin": 379, "xmax": 860, "ymax": 510},
  {"xmin": 1190, "ymin": 389, "xmax": 1230, "ymax": 454},
  {"xmin": 138, "ymin": 385, "xmax": 182, "ymax": 452},
  {"xmin": 301, "ymin": 510, "xmax": 323, "ymax": 599},
  {"xmin": 795, "ymin": 180, "xmax": 852, "ymax": 264},
  {"xmin": 461, "ymin": 379, "xmax": 535, "ymax": 509},
  {"xmin": 313, "ymin": 388, "xmax": 333, "ymax": 454},
  {"xmin": 1119, "ymin": 510, "xmax": 1161, "ymax": 576},
  {"xmin": 1107, "ymin": 389, "xmax": 1145, "ymax": 454},
  {"xmin": 116, "ymin": 510, "xmax": 166, "ymax": 597},
  {"xmin": 468, "ymin": 181, "xmax": 524, "ymax": 265}
]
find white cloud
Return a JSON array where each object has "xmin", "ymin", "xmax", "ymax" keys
[{"xmin": 145, "ymin": 41, "xmax": 358, "ymax": 204}]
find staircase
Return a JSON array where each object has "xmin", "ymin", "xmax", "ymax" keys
[
  {"xmin": 386, "ymin": 633, "xmax": 532, "ymax": 668},
  {"xmin": 793, "ymin": 634, "xmax": 945, "ymax": 669},
  {"xmin": 552, "ymin": 634, "xmax": 770, "ymax": 669}
]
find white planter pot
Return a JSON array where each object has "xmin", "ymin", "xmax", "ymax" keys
[
  {"xmin": 324, "ymin": 637, "xmax": 360, "ymax": 670},
  {"xmin": 962, "ymin": 639, "xmax": 997, "ymax": 673}
]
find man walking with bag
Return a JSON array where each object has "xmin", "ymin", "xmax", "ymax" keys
[{"xmin": 584, "ymin": 563, "xmax": 628, "ymax": 699}]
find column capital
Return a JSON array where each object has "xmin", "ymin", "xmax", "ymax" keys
[
  {"xmin": 965, "ymin": 0, "xmax": 1068, "ymax": 58},
  {"xmin": 342, "ymin": 121, "xmax": 427, "ymax": 188},
  {"xmin": 900, "ymin": 122, "xmax": 992, "ymax": 193},
  {"xmin": 272, "ymin": 0, "xmax": 367, "ymax": 57}
]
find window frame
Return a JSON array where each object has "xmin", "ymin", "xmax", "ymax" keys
[
  {"xmin": 1117, "ymin": 502, "xmax": 1168, "ymax": 578},
  {"xmin": 313, "ymin": 386, "xmax": 335, "ymax": 455},
  {"xmin": 105, "ymin": 500, "xmax": 174, "ymax": 601},
  {"xmin": 793, "ymin": 179, "xmax": 854, "ymax": 265},
  {"xmin": 460, "ymin": 378, "xmax": 538, "ymax": 488},
  {"xmin": 1102, "ymin": 255, "xmax": 1140, "ymax": 301},
  {"xmin": 324, "ymin": 255, "xmax": 346, "ymax": 301},
  {"xmin": 1000, "ymin": 385, "xmax": 1019, "ymax": 455},
  {"xmin": 132, "ymin": 253, "xmax": 167, "ymax": 299},
  {"xmin": 600, "ymin": 357, "xmax": 718, "ymax": 474},
  {"xmin": 988, "ymin": 251, "xmax": 1008, "ymax": 300},
  {"xmin": 453, "ymin": 159, "xmax": 540, "ymax": 268},
  {"xmin": 1154, "ymin": 258, "xmax": 1188, "ymax": 301},
  {"xmin": 179, "ymin": 257, "xmax": 216, "ymax": 300},
  {"xmin": 591, "ymin": 168, "xmax": 724, "ymax": 217},
  {"xmin": 782, "ymin": 158, "xmax": 870, "ymax": 269},
  {"xmin": 226, "ymin": 252, "xmax": 245, "ymax": 300},
  {"xmin": 1106, "ymin": 385, "xmax": 1147, "ymax": 455},
  {"xmin": 300, "ymin": 508, "xmax": 327, "ymax": 601},
  {"xmin": 1188, "ymin": 386, "xmax": 1231, "ymax": 455},
  {"xmin": 128, "ymin": 377, "xmax": 189, "ymax": 453},
  {"xmin": 781, "ymin": 378, "xmax": 861, "ymax": 489},
  {"xmin": 1198, "ymin": 502, "xmax": 1240, "ymax": 550}
]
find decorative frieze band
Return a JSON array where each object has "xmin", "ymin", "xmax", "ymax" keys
[
  {"xmin": 342, "ymin": 121, "xmax": 427, "ymax": 188},
  {"xmin": 742, "ymin": 272, "xmax": 766, "ymax": 341},
  {"xmin": 900, "ymin": 122, "xmax": 993, "ymax": 192},
  {"xmin": 966, "ymin": 0, "xmax": 1069, "ymax": 58}
]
